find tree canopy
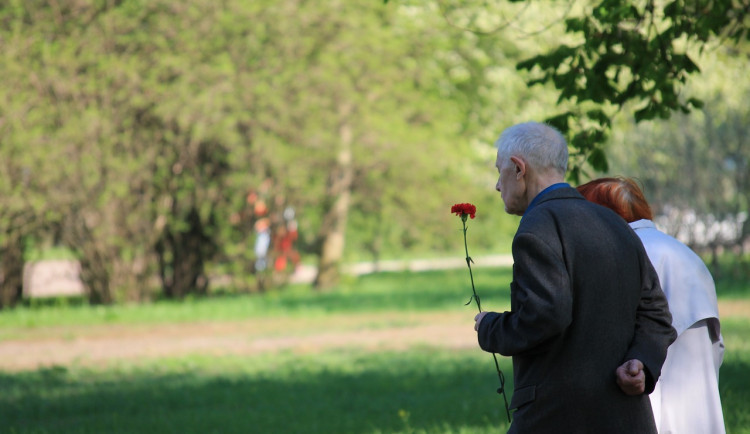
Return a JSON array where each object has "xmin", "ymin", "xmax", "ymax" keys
[
  {"xmin": 388, "ymin": 0, "xmax": 749, "ymax": 179},
  {"xmin": 0, "ymin": 0, "xmax": 747, "ymax": 307},
  {"xmin": 0, "ymin": 0, "xmax": 531, "ymax": 306}
]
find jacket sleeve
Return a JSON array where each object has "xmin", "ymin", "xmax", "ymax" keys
[
  {"xmin": 624, "ymin": 248, "xmax": 677, "ymax": 393},
  {"xmin": 478, "ymin": 231, "xmax": 572, "ymax": 356}
]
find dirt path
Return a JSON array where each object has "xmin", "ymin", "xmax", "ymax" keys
[
  {"xmin": 0, "ymin": 311, "xmax": 477, "ymax": 372},
  {"xmin": 2, "ymin": 301, "xmax": 748, "ymax": 372},
  {"xmin": 5, "ymin": 255, "xmax": 511, "ymax": 371}
]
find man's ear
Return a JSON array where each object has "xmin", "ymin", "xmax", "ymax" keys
[{"xmin": 510, "ymin": 156, "xmax": 526, "ymax": 179}]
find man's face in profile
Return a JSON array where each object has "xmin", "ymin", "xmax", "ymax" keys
[{"xmin": 495, "ymin": 151, "xmax": 526, "ymax": 216}]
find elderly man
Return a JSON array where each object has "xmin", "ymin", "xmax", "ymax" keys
[{"xmin": 474, "ymin": 122, "xmax": 676, "ymax": 433}]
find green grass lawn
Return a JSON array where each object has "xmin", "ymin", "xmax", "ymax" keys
[{"xmin": 0, "ymin": 267, "xmax": 748, "ymax": 433}]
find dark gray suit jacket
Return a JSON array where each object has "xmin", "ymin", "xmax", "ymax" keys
[{"xmin": 478, "ymin": 187, "xmax": 676, "ymax": 433}]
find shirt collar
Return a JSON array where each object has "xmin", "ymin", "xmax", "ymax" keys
[
  {"xmin": 524, "ymin": 183, "xmax": 570, "ymax": 216},
  {"xmin": 628, "ymin": 219, "xmax": 656, "ymax": 230}
]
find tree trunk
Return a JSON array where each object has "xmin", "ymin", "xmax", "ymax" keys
[
  {"xmin": 65, "ymin": 217, "xmax": 114, "ymax": 305},
  {"xmin": 157, "ymin": 208, "xmax": 212, "ymax": 298},
  {"xmin": 79, "ymin": 251, "xmax": 113, "ymax": 305},
  {"xmin": 314, "ymin": 106, "xmax": 354, "ymax": 290},
  {"xmin": 0, "ymin": 233, "xmax": 25, "ymax": 309}
]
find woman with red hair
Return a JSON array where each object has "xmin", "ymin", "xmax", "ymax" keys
[{"xmin": 578, "ymin": 177, "xmax": 726, "ymax": 434}]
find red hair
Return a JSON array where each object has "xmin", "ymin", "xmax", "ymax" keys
[{"xmin": 576, "ymin": 177, "xmax": 653, "ymax": 223}]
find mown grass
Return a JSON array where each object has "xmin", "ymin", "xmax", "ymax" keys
[
  {"xmin": 0, "ymin": 350, "xmax": 514, "ymax": 434},
  {"xmin": 0, "ymin": 267, "xmax": 748, "ymax": 433}
]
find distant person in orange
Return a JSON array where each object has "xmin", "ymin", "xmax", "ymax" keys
[
  {"xmin": 577, "ymin": 177, "xmax": 726, "ymax": 434},
  {"xmin": 273, "ymin": 206, "xmax": 300, "ymax": 272}
]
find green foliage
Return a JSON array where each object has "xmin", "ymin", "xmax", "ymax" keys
[
  {"xmin": 2, "ymin": 0, "xmax": 747, "ymax": 302},
  {"xmin": 514, "ymin": 0, "xmax": 750, "ymax": 177},
  {"xmin": 603, "ymin": 45, "xmax": 750, "ymax": 262},
  {"xmin": 1, "ymin": 0, "xmax": 547, "ymax": 300}
]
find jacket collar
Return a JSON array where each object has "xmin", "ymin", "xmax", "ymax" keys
[{"xmin": 524, "ymin": 183, "xmax": 574, "ymax": 216}]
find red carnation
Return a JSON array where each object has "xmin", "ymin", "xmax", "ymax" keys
[{"xmin": 451, "ymin": 203, "xmax": 476, "ymax": 219}]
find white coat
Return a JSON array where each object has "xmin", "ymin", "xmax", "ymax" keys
[{"xmin": 630, "ymin": 219, "xmax": 726, "ymax": 434}]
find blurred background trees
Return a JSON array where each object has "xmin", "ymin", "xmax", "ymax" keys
[
  {"xmin": 0, "ymin": 0, "xmax": 747, "ymax": 308},
  {"xmin": 607, "ymin": 45, "xmax": 750, "ymax": 277}
]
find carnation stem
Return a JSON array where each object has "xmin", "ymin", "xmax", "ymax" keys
[
  {"xmin": 463, "ymin": 218, "xmax": 511, "ymax": 423},
  {"xmin": 463, "ymin": 220, "xmax": 482, "ymax": 312}
]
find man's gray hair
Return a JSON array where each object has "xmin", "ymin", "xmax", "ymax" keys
[{"xmin": 495, "ymin": 122, "xmax": 568, "ymax": 175}]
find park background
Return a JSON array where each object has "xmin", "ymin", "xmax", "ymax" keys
[{"xmin": 1, "ymin": 1, "xmax": 749, "ymax": 433}]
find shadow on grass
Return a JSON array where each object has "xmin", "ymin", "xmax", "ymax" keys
[
  {"xmin": 0, "ymin": 350, "xmax": 512, "ymax": 434},
  {"xmin": 2, "ymin": 346, "xmax": 748, "ymax": 434}
]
